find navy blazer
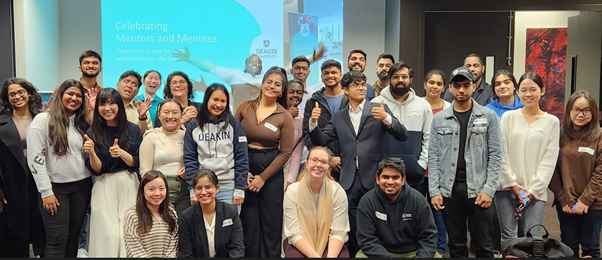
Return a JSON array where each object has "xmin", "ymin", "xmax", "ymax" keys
[
  {"xmin": 178, "ymin": 200, "xmax": 244, "ymax": 258},
  {"xmin": 309, "ymin": 100, "xmax": 408, "ymax": 190}
]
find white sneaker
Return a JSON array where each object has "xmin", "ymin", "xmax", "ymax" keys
[{"xmin": 77, "ymin": 248, "xmax": 88, "ymax": 258}]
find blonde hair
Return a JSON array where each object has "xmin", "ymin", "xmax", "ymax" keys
[{"xmin": 297, "ymin": 146, "xmax": 335, "ymax": 181}]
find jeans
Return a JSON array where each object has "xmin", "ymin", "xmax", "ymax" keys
[
  {"xmin": 555, "ymin": 201, "xmax": 602, "ymax": 258},
  {"xmin": 39, "ymin": 178, "xmax": 92, "ymax": 258},
  {"xmin": 442, "ymin": 181, "xmax": 494, "ymax": 258},
  {"xmin": 423, "ymin": 177, "xmax": 447, "ymax": 254},
  {"xmin": 216, "ymin": 188, "xmax": 241, "ymax": 214},
  {"xmin": 495, "ymin": 190, "xmax": 545, "ymax": 241}
]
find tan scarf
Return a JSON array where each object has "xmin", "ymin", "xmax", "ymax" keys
[{"xmin": 296, "ymin": 176, "xmax": 333, "ymax": 256}]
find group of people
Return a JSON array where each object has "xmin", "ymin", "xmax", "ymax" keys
[{"xmin": 0, "ymin": 47, "xmax": 600, "ymax": 259}]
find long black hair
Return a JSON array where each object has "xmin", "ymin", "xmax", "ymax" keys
[
  {"xmin": 197, "ymin": 83, "xmax": 234, "ymax": 132},
  {"xmin": 91, "ymin": 88, "xmax": 132, "ymax": 149},
  {"xmin": 48, "ymin": 79, "xmax": 90, "ymax": 156},
  {"xmin": 0, "ymin": 78, "xmax": 43, "ymax": 116}
]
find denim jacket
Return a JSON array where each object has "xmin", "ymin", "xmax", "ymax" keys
[{"xmin": 428, "ymin": 99, "xmax": 501, "ymax": 199}]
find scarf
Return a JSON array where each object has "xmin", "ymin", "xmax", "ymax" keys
[{"xmin": 296, "ymin": 175, "xmax": 333, "ymax": 256}]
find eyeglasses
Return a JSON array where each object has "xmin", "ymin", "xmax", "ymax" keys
[
  {"xmin": 570, "ymin": 107, "xmax": 592, "ymax": 117},
  {"xmin": 8, "ymin": 89, "xmax": 27, "ymax": 99},
  {"xmin": 194, "ymin": 185, "xmax": 215, "ymax": 192},
  {"xmin": 349, "ymin": 82, "xmax": 367, "ymax": 89},
  {"xmin": 308, "ymin": 157, "xmax": 329, "ymax": 166}
]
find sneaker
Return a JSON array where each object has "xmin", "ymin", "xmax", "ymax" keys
[
  {"xmin": 493, "ymin": 250, "xmax": 503, "ymax": 258},
  {"xmin": 77, "ymin": 248, "xmax": 88, "ymax": 258}
]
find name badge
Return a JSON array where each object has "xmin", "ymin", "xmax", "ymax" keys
[
  {"xmin": 578, "ymin": 147, "xmax": 595, "ymax": 156},
  {"xmin": 375, "ymin": 211, "xmax": 387, "ymax": 221},
  {"xmin": 176, "ymin": 141, "xmax": 184, "ymax": 145},
  {"xmin": 264, "ymin": 122, "xmax": 278, "ymax": 132},
  {"xmin": 238, "ymin": 136, "xmax": 247, "ymax": 143},
  {"xmin": 532, "ymin": 129, "xmax": 545, "ymax": 135},
  {"xmin": 222, "ymin": 218, "xmax": 233, "ymax": 227},
  {"xmin": 409, "ymin": 110, "xmax": 421, "ymax": 117},
  {"xmin": 473, "ymin": 118, "xmax": 487, "ymax": 125}
]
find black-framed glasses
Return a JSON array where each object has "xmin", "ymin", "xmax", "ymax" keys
[
  {"xmin": 570, "ymin": 107, "xmax": 592, "ymax": 117},
  {"xmin": 8, "ymin": 89, "xmax": 27, "ymax": 99}
]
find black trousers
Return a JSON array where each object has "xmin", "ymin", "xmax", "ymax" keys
[
  {"xmin": 346, "ymin": 169, "xmax": 370, "ymax": 257},
  {"xmin": 39, "ymin": 177, "xmax": 92, "ymax": 258},
  {"xmin": 241, "ymin": 148, "xmax": 284, "ymax": 258},
  {"xmin": 442, "ymin": 182, "xmax": 494, "ymax": 258}
]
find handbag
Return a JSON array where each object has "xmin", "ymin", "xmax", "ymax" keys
[{"xmin": 501, "ymin": 224, "xmax": 574, "ymax": 258}]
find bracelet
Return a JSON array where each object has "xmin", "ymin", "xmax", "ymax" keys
[{"xmin": 138, "ymin": 116, "xmax": 148, "ymax": 121}]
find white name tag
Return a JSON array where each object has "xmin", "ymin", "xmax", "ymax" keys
[
  {"xmin": 578, "ymin": 147, "xmax": 595, "ymax": 156},
  {"xmin": 409, "ymin": 110, "xmax": 421, "ymax": 117},
  {"xmin": 264, "ymin": 122, "xmax": 278, "ymax": 132},
  {"xmin": 222, "ymin": 218, "xmax": 233, "ymax": 227},
  {"xmin": 375, "ymin": 211, "xmax": 387, "ymax": 221},
  {"xmin": 474, "ymin": 118, "xmax": 487, "ymax": 125},
  {"xmin": 532, "ymin": 129, "xmax": 545, "ymax": 135},
  {"xmin": 238, "ymin": 136, "xmax": 247, "ymax": 143}
]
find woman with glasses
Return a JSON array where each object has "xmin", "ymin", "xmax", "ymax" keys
[
  {"xmin": 283, "ymin": 146, "xmax": 349, "ymax": 258},
  {"xmin": 140, "ymin": 98, "xmax": 189, "ymax": 215},
  {"xmin": 549, "ymin": 90, "xmax": 602, "ymax": 258},
  {"xmin": 235, "ymin": 68, "xmax": 294, "ymax": 258},
  {"xmin": 0, "ymin": 78, "xmax": 46, "ymax": 257},
  {"xmin": 498, "ymin": 72, "xmax": 560, "ymax": 243},
  {"xmin": 178, "ymin": 169, "xmax": 244, "ymax": 258},
  {"xmin": 156, "ymin": 71, "xmax": 202, "ymax": 127}
]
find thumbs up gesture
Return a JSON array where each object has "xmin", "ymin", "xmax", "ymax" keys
[
  {"xmin": 371, "ymin": 100, "xmax": 387, "ymax": 121},
  {"xmin": 310, "ymin": 101, "xmax": 321, "ymax": 123},
  {"xmin": 109, "ymin": 139, "xmax": 122, "ymax": 158},
  {"xmin": 83, "ymin": 134, "xmax": 95, "ymax": 155}
]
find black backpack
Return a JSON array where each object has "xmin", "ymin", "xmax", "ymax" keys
[{"xmin": 501, "ymin": 224, "xmax": 574, "ymax": 258}]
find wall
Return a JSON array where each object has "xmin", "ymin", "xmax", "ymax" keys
[
  {"xmin": 0, "ymin": 0, "xmax": 15, "ymax": 81},
  {"xmin": 384, "ymin": 0, "xmax": 401, "ymax": 63},
  {"xmin": 513, "ymin": 11, "xmax": 580, "ymax": 77},
  {"xmin": 58, "ymin": 0, "xmax": 103, "ymax": 87},
  {"xmin": 344, "ymin": 0, "xmax": 386, "ymax": 84},
  {"xmin": 14, "ymin": 0, "xmax": 60, "ymax": 93}
]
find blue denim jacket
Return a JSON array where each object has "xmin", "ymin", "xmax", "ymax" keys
[{"xmin": 428, "ymin": 99, "xmax": 501, "ymax": 198}]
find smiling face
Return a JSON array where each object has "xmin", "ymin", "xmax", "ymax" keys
[
  {"xmin": 116, "ymin": 75, "xmax": 140, "ymax": 102},
  {"xmin": 169, "ymin": 75, "xmax": 189, "ymax": 99},
  {"xmin": 245, "ymin": 55, "xmax": 262, "ymax": 76},
  {"xmin": 143, "ymin": 72, "xmax": 161, "ymax": 96},
  {"xmin": 287, "ymin": 82, "xmax": 304, "ymax": 108},
  {"xmin": 207, "ymin": 90, "xmax": 227, "ymax": 121},
  {"xmin": 517, "ymin": 78, "xmax": 544, "ymax": 109},
  {"xmin": 569, "ymin": 97, "xmax": 592, "ymax": 130},
  {"xmin": 7, "ymin": 84, "xmax": 30, "ymax": 110},
  {"xmin": 62, "ymin": 86, "xmax": 83, "ymax": 116},
  {"xmin": 79, "ymin": 56, "xmax": 102, "ymax": 78},
  {"xmin": 159, "ymin": 101, "xmax": 182, "ymax": 132},
  {"xmin": 292, "ymin": 61, "xmax": 310, "ymax": 82},
  {"xmin": 493, "ymin": 74, "xmax": 515, "ymax": 99},
  {"xmin": 144, "ymin": 177, "xmax": 167, "ymax": 208},
  {"xmin": 423, "ymin": 74, "xmax": 445, "ymax": 99},
  {"xmin": 376, "ymin": 167, "xmax": 405, "ymax": 200},
  {"xmin": 306, "ymin": 149, "xmax": 330, "ymax": 181},
  {"xmin": 261, "ymin": 74, "xmax": 283, "ymax": 99},
  {"xmin": 321, "ymin": 66, "xmax": 342, "ymax": 88},
  {"xmin": 376, "ymin": 58, "xmax": 393, "ymax": 80},
  {"xmin": 194, "ymin": 176, "xmax": 219, "ymax": 206},
  {"xmin": 348, "ymin": 53, "xmax": 366, "ymax": 72},
  {"xmin": 98, "ymin": 98, "xmax": 119, "ymax": 124}
]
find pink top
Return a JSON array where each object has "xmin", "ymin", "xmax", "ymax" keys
[{"xmin": 286, "ymin": 113, "xmax": 304, "ymax": 183}]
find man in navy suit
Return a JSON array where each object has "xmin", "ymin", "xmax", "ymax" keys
[{"xmin": 308, "ymin": 71, "xmax": 408, "ymax": 256}]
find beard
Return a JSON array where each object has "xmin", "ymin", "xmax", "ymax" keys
[
  {"xmin": 377, "ymin": 71, "xmax": 389, "ymax": 80},
  {"xmin": 82, "ymin": 70, "xmax": 100, "ymax": 78},
  {"xmin": 390, "ymin": 83, "xmax": 410, "ymax": 96}
]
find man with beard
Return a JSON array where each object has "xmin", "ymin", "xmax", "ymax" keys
[
  {"xmin": 46, "ymin": 50, "xmax": 103, "ymax": 122},
  {"xmin": 356, "ymin": 157, "xmax": 438, "ymax": 258},
  {"xmin": 347, "ymin": 49, "xmax": 376, "ymax": 100},
  {"xmin": 115, "ymin": 70, "xmax": 152, "ymax": 135},
  {"xmin": 372, "ymin": 62, "xmax": 433, "ymax": 194},
  {"xmin": 308, "ymin": 71, "xmax": 408, "ymax": 256},
  {"xmin": 429, "ymin": 66, "xmax": 501, "ymax": 258},
  {"xmin": 302, "ymin": 60, "xmax": 347, "ymax": 182},
  {"xmin": 443, "ymin": 53, "xmax": 494, "ymax": 106},
  {"xmin": 173, "ymin": 46, "xmax": 326, "ymax": 111},
  {"xmin": 373, "ymin": 53, "xmax": 395, "ymax": 97}
]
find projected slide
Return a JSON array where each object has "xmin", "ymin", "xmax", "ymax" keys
[{"xmin": 101, "ymin": 0, "xmax": 283, "ymax": 102}]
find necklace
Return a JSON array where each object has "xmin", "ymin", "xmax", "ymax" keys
[{"xmin": 13, "ymin": 115, "xmax": 32, "ymax": 128}]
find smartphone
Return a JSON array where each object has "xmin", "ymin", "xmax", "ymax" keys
[
  {"xmin": 519, "ymin": 190, "xmax": 529, "ymax": 205},
  {"xmin": 573, "ymin": 202, "xmax": 579, "ymax": 211}
]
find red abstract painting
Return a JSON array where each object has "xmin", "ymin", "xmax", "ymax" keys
[{"xmin": 525, "ymin": 28, "xmax": 567, "ymax": 124}]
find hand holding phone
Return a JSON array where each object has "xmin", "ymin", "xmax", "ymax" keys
[
  {"xmin": 573, "ymin": 201, "xmax": 579, "ymax": 211},
  {"xmin": 519, "ymin": 190, "xmax": 529, "ymax": 205}
]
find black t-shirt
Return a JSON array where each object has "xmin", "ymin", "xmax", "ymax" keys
[{"xmin": 453, "ymin": 108, "xmax": 472, "ymax": 183}]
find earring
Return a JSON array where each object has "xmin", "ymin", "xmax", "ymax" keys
[{"xmin": 279, "ymin": 93, "xmax": 283, "ymax": 97}]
